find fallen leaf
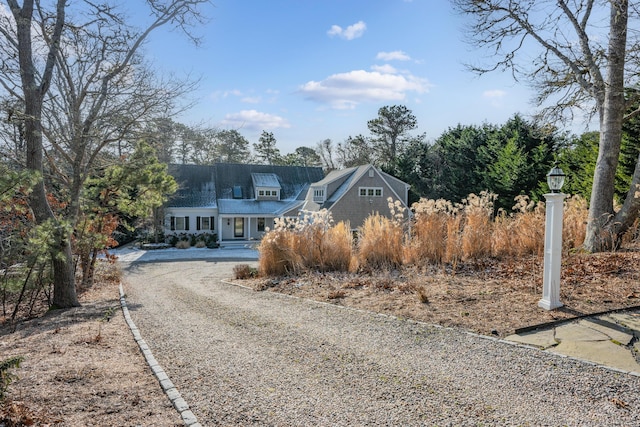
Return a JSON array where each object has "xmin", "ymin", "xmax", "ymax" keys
[{"xmin": 611, "ymin": 397, "xmax": 630, "ymax": 410}]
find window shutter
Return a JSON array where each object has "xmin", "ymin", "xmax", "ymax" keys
[
  {"xmin": 170, "ymin": 216, "xmax": 175, "ymax": 231},
  {"xmin": 196, "ymin": 216, "xmax": 201, "ymax": 230},
  {"xmin": 210, "ymin": 216, "xmax": 215, "ymax": 230},
  {"xmin": 185, "ymin": 217, "xmax": 190, "ymax": 230}
]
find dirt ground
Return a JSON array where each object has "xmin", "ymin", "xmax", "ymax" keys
[
  {"xmin": 0, "ymin": 266, "xmax": 182, "ymax": 426},
  {"xmin": 1, "ymin": 249, "xmax": 639, "ymax": 426},
  {"xmin": 243, "ymin": 249, "xmax": 640, "ymax": 337}
]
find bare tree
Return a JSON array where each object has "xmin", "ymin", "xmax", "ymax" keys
[
  {"xmin": 316, "ymin": 138, "xmax": 337, "ymax": 171},
  {"xmin": 336, "ymin": 134, "xmax": 373, "ymax": 168},
  {"xmin": 0, "ymin": 0, "xmax": 210, "ymax": 308},
  {"xmin": 452, "ymin": 0, "xmax": 640, "ymax": 251}
]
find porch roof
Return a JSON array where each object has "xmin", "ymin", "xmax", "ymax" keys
[{"xmin": 217, "ymin": 199, "xmax": 303, "ymax": 216}]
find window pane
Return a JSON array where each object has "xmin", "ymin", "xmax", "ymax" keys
[
  {"xmin": 175, "ymin": 217, "xmax": 185, "ymax": 230},
  {"xmin": 234, "ymin": 218, "xmax": 244, "ymax": 237}
]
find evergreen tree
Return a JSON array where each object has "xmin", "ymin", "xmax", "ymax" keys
[{"xmin": 253, "ymin": 131, "xmax": 283, "ymax": 165}]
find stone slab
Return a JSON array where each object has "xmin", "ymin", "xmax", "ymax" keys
[
  {"xmin": 549, "ymin": 339, "xmax": 639, "ymax": 372},
  {"xmin": 608, "ymin": 313, "xmax": 640, "ymax": 332},
  {"xmin": 554, "ymin": 323, "xmax": 610, "ymax": 342},
  {"xmin": 578, "ymin": 318, "xmax": 633, "ymax": 345},
  {"xmin": 505, "ymin": 329, "xmax": 557, "ymax": 349}
]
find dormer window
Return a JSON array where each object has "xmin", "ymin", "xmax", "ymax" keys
[
  {"xmin": 313, "ymin": 187, "xmax": 325, "ymax": 202},
  {"xmin": 252, "ymin": 173, "xmax": 281, "ymax": 200}
]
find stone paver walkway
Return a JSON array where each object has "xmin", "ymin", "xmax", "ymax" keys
[{"xmin": 505, "ymin": 311, "xmax": 640, "ymax": 374}]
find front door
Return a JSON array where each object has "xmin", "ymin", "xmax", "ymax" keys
[{"xmin": 234, "ymin": 217, "xmax": 244, "ymax": 238}]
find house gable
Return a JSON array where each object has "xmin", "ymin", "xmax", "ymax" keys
[{"xmin": 304, "ymin": 164, "xmax": 410, "ymax": 228}]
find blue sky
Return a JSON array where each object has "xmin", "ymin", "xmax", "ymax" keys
[{"xmin": 141, "ymin": 0, "xmax": 589, "ymax": 155}]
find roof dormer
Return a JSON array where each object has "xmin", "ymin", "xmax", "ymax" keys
[{"xmin": 252, "ymin": 173, "xmax": 281, "ymax": 200}]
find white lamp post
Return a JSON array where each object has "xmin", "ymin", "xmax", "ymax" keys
[{"xmin": 539, "ymin": 163, "xmax": 566, "ymax": 310}]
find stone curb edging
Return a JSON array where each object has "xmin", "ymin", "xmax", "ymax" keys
[{"xmin": 118, "ymin": 283, "xmax": 202, "ymax": 427}]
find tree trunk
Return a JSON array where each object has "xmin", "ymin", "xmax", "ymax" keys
[
  {"xmin": 14, "ymin": 0, "xmax": 79, "ymax": 308},
  {"xmin": 25, "ymin": 116, "xmax": 79, "ymax": 308},
  {"xmin": 583, "ymin": 0, "xmax": 628, "ymax": 252},
  {"xmin": 610, "ymin": 151, "xmax": 640, "ymax": 243}
]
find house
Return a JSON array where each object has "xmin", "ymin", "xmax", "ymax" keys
[
  {"xmin": 301, "ymin": 164, "xmax": 411, "ymax": 228},
  {"xmin": 164, "ymin": 163, "xmax": 324, "ymax": 241},
  {"xmin": 163, "ymin": 163, "xmax": 411, "ymax": 242}
]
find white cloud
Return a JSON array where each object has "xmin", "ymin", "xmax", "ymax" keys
[
  {"xmin": 376, "ymin": 51, "xmax": 411, "ymax": 61},
  {"xmin": 210, "ymin": 89, "xmax": 242, "ymax": 100},
  {"xmin": 371, "ymin": 64, "xmax": 397, "ymax": 74},
  {"xmin": 299, "ymin": 68, "xmax": 430, "ymax": 109},
  {"xmin": 220, "ymin": 110, "xmax": 290, "ymax": 130},
  {"xmin": 241, "ymin": 96, "xmax": 261, "ymax": 104},
  {"xmin": 483, "ymin": 89, "xmax": 507, "ymax": 107},
  {"xmin": 483, "ymin": 89, "xmax": 506, "ymax": 98},
  {"xmin": 327, "ymin": 20, "xmax": 366, "ymax": 40}
]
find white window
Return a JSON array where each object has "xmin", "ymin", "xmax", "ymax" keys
[
  {"xmin": 198, "ymin": 216, "xmax": 215, "ymax": 231},
  {"xmin": 257, "ymin": 217, "xmax": 266, "ymax": 232},
  {"xmin": 171, "ymin": 216, "xmax": 190, "ymax": 231},
  {"xmin": 358, "ymin": 187, "xmax": 383, "ymax": 198},
  {"xmin": 259, "ymin": 190, "xmax": 265, "ymax": 196}
]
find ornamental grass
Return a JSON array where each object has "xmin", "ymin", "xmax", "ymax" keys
[{"xmin": 257, "ymin": 194, "xmax": 591, "ymax": 277}]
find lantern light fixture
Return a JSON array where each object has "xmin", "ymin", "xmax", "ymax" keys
[{"xmin": 547, "ymin": 163, "xmax": 566, "ymax": 193}]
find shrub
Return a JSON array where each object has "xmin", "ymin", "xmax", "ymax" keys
[
  {"xmin": 356, "ymin": 214, "xmax": 403, "ymax": 271},
  {"xmin": 323, "ymin": 221, "xmax": 353, "ymax": 272},
  {"xmin": 206, "ymin": 233, "xmax": 219, "ymax": 248},
  {"xmin": 491, "ymin": 195, "xmax": 545, "ymax": 258},
  {"xmin": 563, "ymin": 195, "xmax": 588, "ymax": 250},
  {"xmin": 0, "ymin": 356, "xmax": 23, "ymax": 400},
  {"xmin": 258, "ymin": 226, "xmax": 300, "ymax": 276},
  {"xmin": 258, "ymin": 210, "xmax": 354, "ymax": 276},
  {"xmin": 233, "ymin": 264, "xmax": 258, "ymax": 279},
  {"xmin": 460, "ymin": 192, "xmax": 495, "ymax": 260},
  {"xmin": 175, "ymin": 240, "xmax": 190, "ymax": 249},
  {"xmin": 408, "ymin": 198, "xmax": 456, "ymax": 264}
]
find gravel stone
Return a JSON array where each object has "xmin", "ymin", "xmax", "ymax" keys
[{"xmin": 122, "ymin": 260, "xmax": 640, "ymax": 426}]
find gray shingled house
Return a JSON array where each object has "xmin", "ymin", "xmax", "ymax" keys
[
  {"xmin": 301, "ymin": 164, "xmax": 411, "ymax": 227},
  {"xmin": 164, "ymin": 163, "xmax": 410, "ymax": 243},
  {"xmin": 164, "ymin": 163, "xmax": 324, "ymax": 241}
]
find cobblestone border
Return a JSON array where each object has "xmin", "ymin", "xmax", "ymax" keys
[{"xmin": 119, "ymin": 283, "xmax": 202, "ymax": 427}]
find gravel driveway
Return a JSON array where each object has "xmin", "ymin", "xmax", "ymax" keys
[{"xmin": 122, "ymin": 260, "xmax": 640, "ymax": 426}]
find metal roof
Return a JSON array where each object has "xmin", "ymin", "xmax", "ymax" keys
[
  {"xmin": 217, "ymin": 199, "xmax": 303, "ymax": 215},
  {"xmin": 166, "ymin": 164, "xmax": 217, "ymax": 208},
  {"xmin": 165, "ymin": 163, "xmax": 324, "ymax": 209},
  {"xmin": 251, "ymin": 173, "xmax": 281, "ymax": 188}
]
